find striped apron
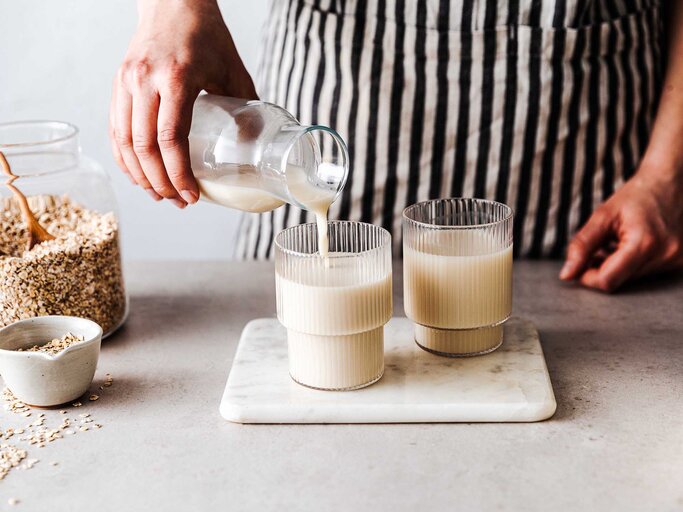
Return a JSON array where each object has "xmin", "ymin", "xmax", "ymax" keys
[{"xmin": 236, "ymin": 0, "xmax": 664, "ymax": 260}]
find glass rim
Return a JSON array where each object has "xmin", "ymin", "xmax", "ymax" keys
[
  {"xmin": 402, "ymin": 198, "xmax": 514, "ymax": 230},
  {"xmin": 0, "ymin": 121, "xmax": 79, "ymax": 149},
  {"xmin": 274, "ymin": 220, "xmax": 391, "ymax": 258}
]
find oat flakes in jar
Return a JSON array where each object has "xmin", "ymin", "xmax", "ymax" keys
[{"xmin": 0, "ymin": 121, "xmax": 128, "ymax": 337}]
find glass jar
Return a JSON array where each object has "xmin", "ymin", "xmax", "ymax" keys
[
  {"xmin": 189, "ymin": 94, "xmax": 349, "ymax": 213},
  {"xmin": 0, "ymin": 121, "xmax": 128, "ymax": 337}
]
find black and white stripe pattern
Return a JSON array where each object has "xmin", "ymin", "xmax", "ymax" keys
[{"xmin": 237, "ymin": 0, "xmax": 664, "ymax": 260}]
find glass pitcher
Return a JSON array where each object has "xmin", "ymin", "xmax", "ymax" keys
[{"xmin": 189, "ymin": 94, "xmax": 349, "ymax": 213}]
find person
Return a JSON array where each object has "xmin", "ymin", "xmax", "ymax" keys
[{"xmin": 110, "ymin": 0, "xmax": 683, "ymax": 292}]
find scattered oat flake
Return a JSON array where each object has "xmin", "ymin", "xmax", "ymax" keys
[
  {"xmin": 8, "ymin": 497, "xmax": 19, "ymax": 505},
  {"xmin": 0, "ymin": 444, "xmax": 27, "ymax": 480},
  {"xmin": 0, "ymin": 372, "xmax": 106, "ymax": 483},
  {"xmin": 23, "ymin": 458, "xmax": 39, "ymax": 470}
]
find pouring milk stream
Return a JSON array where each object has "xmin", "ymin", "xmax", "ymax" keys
[{"xmin": 188, "ymin": 94, "xmax": 348, "ymax": 256}]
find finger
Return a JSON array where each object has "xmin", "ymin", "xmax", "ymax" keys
[
  {"xmin": 131, "ymin": 83, "xmax": 186, "ymax": 209},
  {"xmin": 109, "ymin": 80, "xmax": 136, "ymax": 185},
  {"xmin": 560, "ymin": 211, "xmax": 611, "ymax": 281},
  {"xmin": 157, "ymin": 86, "xmax": 199, "ymax": 204},
  {"xmin": 579, "ymin": 234, "xmax": 654, "ymax": 292},
  {"xmin": 114, "ymin": 76, "xmax": 162, "ymax": 201}
]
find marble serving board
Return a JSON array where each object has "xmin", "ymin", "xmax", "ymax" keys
[{"xmin": 220, "ymin": 317, "xmax": 556, "ymax": 424}]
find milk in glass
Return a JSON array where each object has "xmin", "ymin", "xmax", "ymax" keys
[{"xmin": 404, "ymin": 229, "xmax": 512, "ymax": 355}]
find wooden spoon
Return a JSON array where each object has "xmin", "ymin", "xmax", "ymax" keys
[{"xmin": 0, "ymin": 151, "xmax": 55, "ymax": 251}]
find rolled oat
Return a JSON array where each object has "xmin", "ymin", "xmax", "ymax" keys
[
  {"xmin": 18, "ymin": 332, "xmax": 84, "ymax": 355},
  {"xmin": 0, "ymin": 195, "xmax": 126, "ymax": 334}
]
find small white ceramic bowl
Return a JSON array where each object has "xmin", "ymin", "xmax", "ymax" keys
[{"xmin": 0, "ymin": 316, "xmax": 102, "ymax": 406}]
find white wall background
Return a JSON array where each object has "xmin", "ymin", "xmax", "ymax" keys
[{"xmin": 0, "ymin": 0, "xmax": 268, "ymax": 260}]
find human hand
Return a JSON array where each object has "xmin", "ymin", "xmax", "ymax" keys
[
  {"xmin": 110, "ymin": 0, "xmax": 257, "ymax": 208},
  {"xmin": 559, "ymin": 169, "xmax": 683, "ymax": 292}
]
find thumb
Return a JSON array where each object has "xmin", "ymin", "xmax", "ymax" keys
[{"xmin": 560, "ymin": 209, "xmax": 613, "ymax": 281}]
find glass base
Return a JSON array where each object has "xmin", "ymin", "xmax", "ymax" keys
[
  {"xmin": 290, "ymin": 369, "xmax": 384, "ymax": 391},
  {"xmin": 414, "ymin": 323, "xmax": 504, "ymax": 357},
  {"xmin": 102, "ymin": 299, "xmax": 130, "ymax": 340},
  {"xmin": 287, "ymin": 327, "xmax": 385, "ymax": 391}
]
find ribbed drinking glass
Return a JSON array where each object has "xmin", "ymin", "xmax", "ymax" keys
[
  {"xmin": 403, "ymin": 198, "xmax": 513, "ymax": 356},
  {"xmin": 275, "ymin": 221, "xmax": 392, "ymax": 390}
]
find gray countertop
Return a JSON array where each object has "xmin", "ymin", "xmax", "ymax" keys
[{"xmin": 2, "ymin": 261, "xmax": 682, "ymax": 511}]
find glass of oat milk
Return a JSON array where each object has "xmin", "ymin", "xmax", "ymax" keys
[
  {"xmin": 403, "ymin": 198, "xmax": 513, "ymax": 357},
  {"xmin": 275, "ymin": 221, "xmax": 392, "ymax": 390}
]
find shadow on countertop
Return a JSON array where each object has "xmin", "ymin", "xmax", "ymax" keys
[{"xmin": 617, "ymin": 269, "xmax": 683, "ymax": 295}]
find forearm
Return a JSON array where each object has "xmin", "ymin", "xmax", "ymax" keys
[
  {"xmin": 638, "ymin": 1, "xmax": 683, "ymax": 184},
  {"xmin": 561, "ymin": 4, "xmax": 683, "ymax": 289}
]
